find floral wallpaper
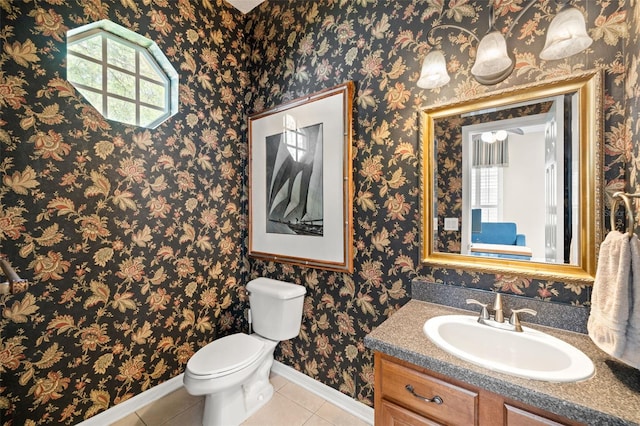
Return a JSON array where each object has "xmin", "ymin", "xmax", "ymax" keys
[
  {"xmin": 0, "ymin": 0, "xmax": 637, "ymax": 423},
  {"xmin": 629, "ymin": 1, "xmax": 640, "ymax": 222},
  {"xmin": 245, "ymin": 0, "xmax": 631, "ymax": 408},
  {"xmin": 1, "ymin": 1, "xmax": 249, "ymax": 424},
  {"xmin": 433, "ymin": 101, "xmax": 553, "ymax": 253}
]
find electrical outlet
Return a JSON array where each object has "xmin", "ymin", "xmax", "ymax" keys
[{"xmin": 444, "ymin": 217, "xmax": 459, "ymax": 231}]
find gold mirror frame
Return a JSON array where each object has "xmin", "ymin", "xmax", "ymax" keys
[{"xmin": 421, "ymin": 70, "xmax": 603, "ymax": 283}]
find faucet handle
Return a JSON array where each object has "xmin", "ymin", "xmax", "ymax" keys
[
  {"xmin": 466, "ymin": 299, "xmax": 490, "ymax": 321},
  {"xmin": 509, "ymin": 308, "xmax": 537, "ymax": 332}
]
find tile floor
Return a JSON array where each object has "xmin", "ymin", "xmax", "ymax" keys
[{"xmin": 110, "ymin": 373, "xmax": 371, "ymax": 426}]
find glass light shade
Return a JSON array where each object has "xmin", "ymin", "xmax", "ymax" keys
[
  {"xmin": 495, "ymin": 130, "xmax": 508, "ymax": 141},
  {"xmin": 540, "ymin": 6, "xmax": 593, "ymax": 60},
  {"xmin": 417, "ymin": 50, "xmax": 450, "ymax": 89},
  {"xmin": 471, "ymin": 30, "xmax": 514, "ymax": 85},
  {"xmin": 481, "ymin": 132, "xmax": 496, "ymax": 143}
]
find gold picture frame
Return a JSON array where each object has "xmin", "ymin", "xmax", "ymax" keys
[{"xmin": 249, "ymin": 82, "xmax": 354, "ymax": 272}]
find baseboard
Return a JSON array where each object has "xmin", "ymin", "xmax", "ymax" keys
[
  {"xmin": 76, "ymin": 374, "xmax": 184, "ymax": 426},
  {"xmin": 271, "ymin": 361, "xmax": 374, "ymax": 425}
]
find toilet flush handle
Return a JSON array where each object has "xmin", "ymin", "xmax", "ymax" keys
[{"xmin": 246, "ymin": 308, "xmax": 252, "ymax": 334}]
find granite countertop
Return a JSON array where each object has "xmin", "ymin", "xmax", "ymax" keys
[{"xmin": 364, "ymin": 300, "xmax": 640, "ymax": 426}]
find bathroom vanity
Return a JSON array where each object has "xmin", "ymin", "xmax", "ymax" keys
[
  {"xmin": 376, "ymin": 352, "xmax": 582, "ymax": 425},
  {"xmin": 365, "ymin": 290, "xmax": 640, "ymax": 425}
]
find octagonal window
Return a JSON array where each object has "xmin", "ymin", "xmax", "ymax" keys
[{"xmin": 67, "ymin": 20, "xmax": 178, "ymax": 129}]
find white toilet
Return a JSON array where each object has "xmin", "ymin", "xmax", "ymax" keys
[{"xmin": 183, "ymin": 277, "xmax": 306, "ymax": 426}]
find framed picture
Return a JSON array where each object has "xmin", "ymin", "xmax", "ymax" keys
[{"xmin": 249, "ymin": 82, "xmax": 354, "ymax": 272}]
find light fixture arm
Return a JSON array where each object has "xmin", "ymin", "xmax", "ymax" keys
[
  {"xmin": 504, "ymin": 0, "xmax": 539, "ymax": 39},
  {"xmin": 426, "ymin": 0, "xmax": 559, "ymax": 47},
  {"xmin": 428, "ymin": 0, "xmax": 573, "ymax": 45},
  {"xmin": 426, "ymin": 24, "xmax": 480, "ymax": 48},
  {"xmin": 487, "ymin": 3, "xmax": 497, "ymax": 32}
]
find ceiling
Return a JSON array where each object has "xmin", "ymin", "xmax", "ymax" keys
[{"xmin": 226, "ymin": 0, "xmax": 265, "ymax": 14}]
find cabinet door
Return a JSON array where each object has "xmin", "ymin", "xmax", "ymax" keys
[
  {"xmin": 380, "ymin": 399, "xmax": 443, "ymax": 426},
  {"xmin": 505, "ymin": 404, "xmax": 570, "ymax": 426}
]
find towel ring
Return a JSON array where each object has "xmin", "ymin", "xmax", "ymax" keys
[{"xmin": 611, "ymin": 191, "xmax": 638, "ymax": 237}]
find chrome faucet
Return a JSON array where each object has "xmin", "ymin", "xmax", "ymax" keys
[
  {"xmin": 492, "ymin": 293, "xmax": 505, "ymax": 323},
  {"xmin": 466, "ymin": 293, "xmax": 537, "ymax": 332}
]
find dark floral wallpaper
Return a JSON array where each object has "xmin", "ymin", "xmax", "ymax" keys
[
  {"xmin": 433, "ymin": 101, "xmax": 553, "ymax": 253},
  {"xmin": 0, "ymin": 1, "xmax": 249, "ymax": 424},
  {"xmin": 245, "ymin": 0, "xmax": 631, "ymax": 409},
  {"xmin": 0, "ymin": 0, "xmax": 637, "ymax": 423}
]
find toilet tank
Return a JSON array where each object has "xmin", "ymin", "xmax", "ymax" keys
[{"xmin": 247, "ymin": 278, "xmax": 306, "ymax": 341}]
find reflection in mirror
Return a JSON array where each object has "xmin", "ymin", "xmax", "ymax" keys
[
  {"xmin": 422, "ymin": 70, "xmax": 602, "ymax": 283},
  {"xmin": 459, "ymin": 95, "xmax": 578, "ymax": 264}
]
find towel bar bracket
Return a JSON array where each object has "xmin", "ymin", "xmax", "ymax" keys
[{"xmin": 611, "ymin": 191, "xmax": 640, "ymax": 237}]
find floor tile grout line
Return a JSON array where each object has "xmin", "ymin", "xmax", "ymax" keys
[
  {"xmin": 275, "ymin": 386, "xmax": 327, "ymax": 416},
  {"xmin": 135, "ymin": 392, "xmax": 203, "ymax": 426},
  {"xmin": 135, "ymin": 412, "xmax": 148, "ymax": 426},
  {"xmin": 275, "ymin": 390, "xmax": 318, "ymax": 418},
  {"xmin": 278, "ymin": 380, "xmax": 330, "ymax": 412},
  {"xmin": 156, "ymin": 400, "xmax": 204, "ymax": 426},
  {"xmin": 179, "ymin": 401, "xmax": 205, "ymax": 425},
  {"xmin": 273, "ymin": 388, "xmax": 339, "ymax": 426},
  {"xmin": 302, "ymin": 414, "xmax": 334, "ymax": 426},
  {"xmin": 311, "ymin": 404, "xmax": 338, "ymax": 426},
  {"xmin": 275, "ymin": 388, "xmax": 331, "ymax": 426},
  {"xmin": 275, "ymin": 384, "xmax": 345, "ymax": 423}
]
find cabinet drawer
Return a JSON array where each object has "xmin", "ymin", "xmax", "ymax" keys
[
  {"xmin": 380, "ymin": 399, "xmax": 443, "ymax": 426},
  {"xmin": 505, "ymin": 404, "xmax": 569, "ymax": 426},
  {"xmin": 379, "ymin": 357, "xmax": 478, "ymax": 425}
]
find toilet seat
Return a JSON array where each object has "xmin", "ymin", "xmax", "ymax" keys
[{"xmin": 186, "ymin": 333, "xmax": 265, "ymax": 378}]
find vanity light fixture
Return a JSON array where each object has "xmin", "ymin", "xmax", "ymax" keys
[
  {"xmin": 417, "ymin": 49, "xmax": 450, "ymax": 89},
  {"xmin": 418, "ymin": 0, "xmax": 593, "ymax": 88},
  {"xmin": 481, "ymin": 130, "xmax": 508, "ymax": 144},
  {"xmin": 539, "ymin": 2, "xmax": 593, "ymax": 60},
  {"xmin": 418, "ymin": 23, "xmax": 480, "ymax": 89},
  {"xmin": 471, "ymin": 25, "xmax": 514, "ymax": 85}
]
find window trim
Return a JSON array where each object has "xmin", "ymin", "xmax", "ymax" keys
[{"xmin": 66, "ymin": 20, "xmax": 178, "ymax": 129}]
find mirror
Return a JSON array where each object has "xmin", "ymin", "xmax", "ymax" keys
[{"xmin": 421, "ymin": 70, "xmax": 602, "ymax": 283}]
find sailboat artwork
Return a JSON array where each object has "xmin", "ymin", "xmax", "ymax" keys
[
  {"xmin": 265, "ymin": 122, "xmax": 323, "ymax": 236},
  {"xmin": 249, "ymin": 81, "xmax": 354, "ymax": 272}
]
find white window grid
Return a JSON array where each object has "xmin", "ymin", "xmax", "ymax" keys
[
  {"xmin": 66, "ymin": 20, "xmax": 178, "ymax": 129},
  {"xmin": 471, "ymin": 166, "xmax": 503, "ymax": 222},
  {"xmin": 283, "ymin": 115, "xmax": 307, "ymax": 162}
]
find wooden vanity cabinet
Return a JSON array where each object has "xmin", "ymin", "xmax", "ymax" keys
[{"xmin": 374, "ymin": 352, "xmax": 583, "ymax": 426}]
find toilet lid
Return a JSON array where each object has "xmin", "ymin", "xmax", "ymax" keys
[{"xmin": 187, "ymin": 333, "xmax": 265, "ymax": 376}]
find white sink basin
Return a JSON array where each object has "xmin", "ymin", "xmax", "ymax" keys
[{"xmin": 423, "ymin": 315, "xmax": 594, "ymax": 382}]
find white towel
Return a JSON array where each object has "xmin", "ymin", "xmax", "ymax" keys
[
  {"xmin": 618, "ymin": 235, "xmax": 640, "ymax": 368},
  {"xmin": 588, "ymin": 231, "xmax": 632, "ymax": 358}
]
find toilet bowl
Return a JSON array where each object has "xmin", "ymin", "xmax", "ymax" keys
[
  {"xmin": 183, "ymin": 278, "xmax": 306, "ymax": 426},
  {"xmin": 183, "ymin": 333, "xmax": 277, "ymax": 425}
]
